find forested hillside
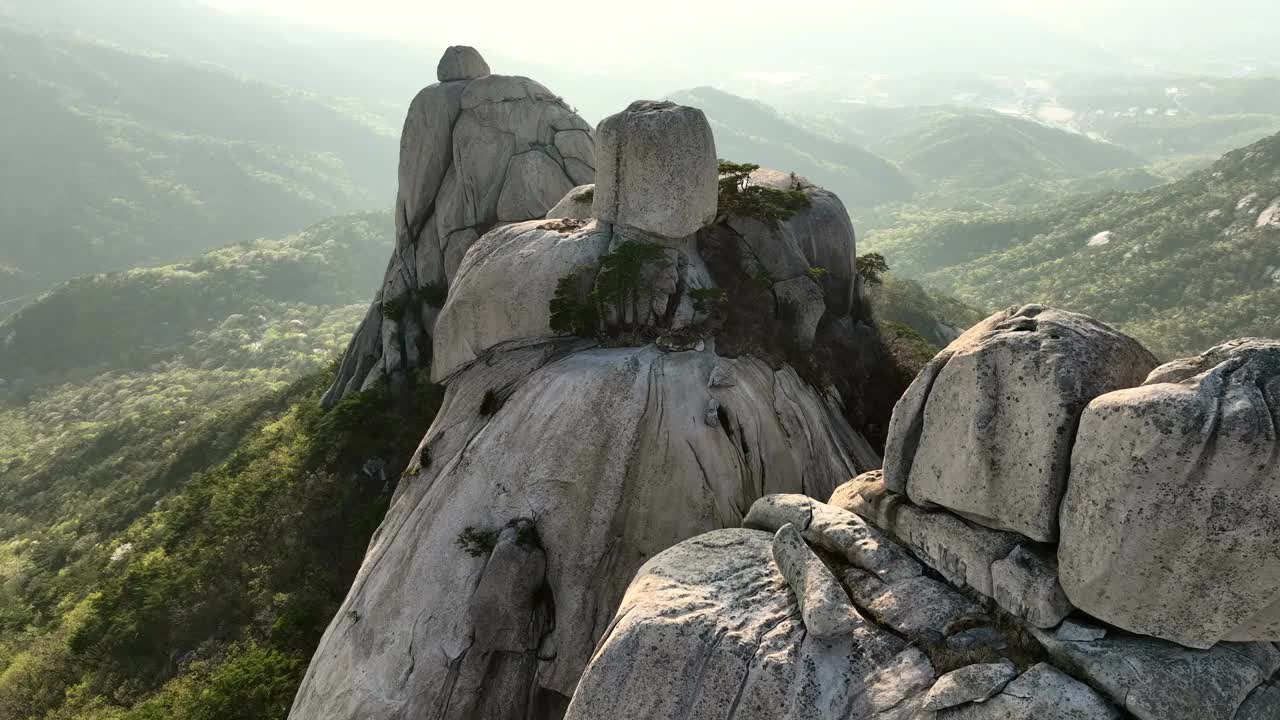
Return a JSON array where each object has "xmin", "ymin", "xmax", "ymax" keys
[
  {"xmin": 865, "ymin": 131, "xmax": 1280, "ymax": 358},
  {"xmin": 0, "ymin": 20, "xmax": 397, "ymax": 308},
  {"xmin": 0, "ymin": 214, "xmax": 430, "ymax": 720}
]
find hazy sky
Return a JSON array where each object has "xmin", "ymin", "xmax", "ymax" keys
[{"xmin": 203, "ymin": 0, "xmax": 1276, "ymax": 68}]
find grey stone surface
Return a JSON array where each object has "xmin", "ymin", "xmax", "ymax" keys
[
  {"xmin": 1055, "ymin": 620, "xmax": 1107, "ymax": 643},
  {"xmin": 293, "ymin": 345, "xmax": 879, "ymax": 720},
  {"xmin": 726, "ymin": 168, "xmax": 859, "ymax": 315},
  {"xmin": 744, "ymin": 494, "xmax": 921, "ymax": 583},
  {"xmin": 436, "ymin": 45, "xmax": 490, "ymax": 81},
  {"xmin": 772, "ymin": 276, "xmax": 826, "ymax": 350},
  {"xmin": 1235, "ymin": 680, "xmax": 1280, "ymax": 720},
  {"xmin": 1058, "ymin": 338, "xmax": 1280, "ymax": 648},
  {"xmin": 990, "ymin": 545, "xmax": 1073, "ymax": 629},
  {"xmin": 772, "ymin": 523, "xmax": 865, "ymax": 639},
  {"xmin": 830, "ymin": 472, "xmax": 1021, "ymax": 597},
  {"xmin": 497, "ymin": 149, "xmax": 575, "ymax": 221},
  {"xmin": 323, "ymin": 56, "xmax": 595, "ymax": 406},
  {"xmin": 941, "ymin": 663, "xmax": 1122, "ymax": 719},
  {"xmin": 561, "ymin": 529, "xmax": 932, "ymax": 720},
  {"xmin": 593, "ymin": 100, "xmax": 718, "ymax": 238},
  {"xmin": 430, "ymin": 219, "xmax": 610, "ymax": 381},
  {"xmin": 882, "ymin": 304, "xmax": 1157, "ymax": 542},
  {"xmin": 839, "ymin": 567, "xmax": 987, "ymax": 639},
  {"xmin": 1031, "ymin": 626, "xmax": 1280, "ymax": 720},
  {"xmin": 546, "ymin": 184, "xmax": 595, "ymax": 220},
  {"xmin": 922, "ymin": 660, "xmax": 1018, "ymax": 711}
]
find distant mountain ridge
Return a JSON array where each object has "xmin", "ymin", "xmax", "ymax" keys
[
  {"xmin": 0, "ymin": 18, "xmax": 399, "ymax": 310},
  {"xmin": 666, "ymin": 87, "xmax": 916, "ymax": 208},
  {"xmin": 865, "ymin": 131, "xmax": 1280, "ymax": 358}
]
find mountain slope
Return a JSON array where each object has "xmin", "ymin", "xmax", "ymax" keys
[
  {"xmin": 0, "ymin": 20, "xmax": 398, "ymax": 307},
  {"xmin": 0, "ymin": 213, "xmax": 418, "ymax": 720},
  {"xmin": 809, "ymin": 104, "xmax": 1154, "ymax": 202},
  {"xmin": 0, "ymin": 213, "xmax": 391, "ymax": 393},
  {"xmin": 666, "ymin": 87, "xmax": 915, "ymax": 208},
  {"xmin": 865, "ymin": 131, "xmax": 1280, "ymax": 358}
]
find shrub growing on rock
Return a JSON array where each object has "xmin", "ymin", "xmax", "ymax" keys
[{"xmin": 716, "ymin": 160, "xmax": 810, "ymax": 228}]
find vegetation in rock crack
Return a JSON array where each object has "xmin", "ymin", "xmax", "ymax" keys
[
  {"xmin": 689, "ymin": 287, "xmax": 729, "ymax": 316},
  {"xmin": 547, "ymin": 242, "xmax": 671, "ymax": 339},
  {"xmin": 805, "ymin": 266, "xmax": 830, "ymax": 281},
  {"xmin": 716, "ymin": 161, "xmax": 811, "ymax": 228},
  {"xmin": 574, "ymin": 188, "xmax": 594, "ymax": 203},
  {"xmin": 456, "ymin": 527, "xmax": 499, "ymax": 558},
  {"xmin": 479, "ymin": 389, "xmax": 503, "ymax": 416},
  {"xmin": 549, "ymin": 264, "xmax": 602, "ymax": 337},
  {"xmin": 381, "ymin": 283, "xmax": 449, "ymax": 320}
]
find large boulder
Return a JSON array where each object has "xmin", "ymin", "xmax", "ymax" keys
[
  {"xmin": 430, "ymin": 219, "xmax": 610, "ymax": 380},
  {"xmin": 882, "ymin": 305, "xmax": 1157, "ymax": 542},
  {"xmin": 1058, "ymin": 338, "xmax": 1280, "ymax": 648},
  {"xmin": 289, "ymin": 345, "xmax": 879, "ymax": 720},
  {"xmin": 592, "ymin": 100, "xmax": 718, "ymax": 239},
  {"xmin": 323, "ymin": 48, "xmax": 595, "ymax": 406},
  {"xmin": 562, "ymin": 529, "xmax": 933, "ymax": 720},
  {"xmin": 437, "ymin": 45, "xmax": 490, "ymax": 81},
  {"xmin": 831, "ymin": 471, "xmax": 1020, "ymax": 599},
  {"xmin": 1030, "ymin": 624, "xmax": 1280, "ymax": 720},
  {"xmin": 725, "ymin": 168, "xmax": 859, "ymax": 316},
  {"xmin": 546, "ymin": 185, "xmax": 595, "ymax": 220}
]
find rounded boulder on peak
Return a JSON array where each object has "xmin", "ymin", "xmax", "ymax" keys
[{"xmin": 436, "ymin": 45, "xmax": 491, "ymax": 82}]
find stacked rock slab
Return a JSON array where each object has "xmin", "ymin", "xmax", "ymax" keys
[
  {"xmin": 882, "ymin": 304, "xmax": 1158, "ymax": 542},
  {"xmin": 322, "ymin": 46, "xmax": 596, "ymax": 406},
  {"xmin": 565, "ymin": 490, "xmax": 1280, "ymax": 719},
  {"xmin": 1059, "ymin": 338, "xmax": 1280, "ymax": 648},
  {"xmin": 562, "ymin": 529, "xmax": 932, "ymax": 720},
  {"xmin": 289, "ymin": 94, "xmax": 883, "ymax": 720}
]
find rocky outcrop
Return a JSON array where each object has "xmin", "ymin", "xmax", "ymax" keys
[
  {"xmin": 726, "ymin": 168, "xmax": 860, "ymax": 316},
  {"xmin": 921, "ymin": 661, "xmax": 1017, "ymax": 711},
  {"xmin": 1031, "ymin": 623, "xmax": 1280, "ymax": 720},
  {"xmin": 546, "ymin": 185, "xmax": 594, "ymax": 220},
  {"xmin": 1058, "ymin": 338, "xmax": 1280, "ymax": 648},
  {"xmin": 436, "ymin": 45, "xmax": 490, "ymax": 82},
  {"xmin": 562, "ymin": 529, "xmax": 930, "ymax": 720},
  {"xmin": 322, "ymin": 47, "xmax": 595, "ymax": 406},
  {"xmin": 943, "ymin": 663, "xmax": 1123, "ymax": 719},
  {"xmin": 593, "ymin": 101, "xmax": 718, "ymax": 239},
  {"xmin": 430, "ymin": 219, "xmax": 610, "ymax": 380},
  {"xmin": 832, "ymin": 471, "xmax": 1020, "ymax": 599},
  {"xmin": 291, "ymin": 83, "xmax": 892, "ymax": 718},
  {"xmin": 882, "ymin": 304, "xmax": 1157, "ymax": 542},
  {"xmin": 290, "ymin": 342, "xmax": 878, "ymax": 720},
  {"xmin": 566, "ymin": 488, "xmax": 1280, "ymax": 719}
]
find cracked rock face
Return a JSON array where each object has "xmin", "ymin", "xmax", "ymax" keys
[
  {"xmin": 726, "ymin": 168, "xmax": 859, "ymax": 317},
  {"xmin": 323, "ymin": 47, "xmax": 595, "ymax": 406},
  {"xmin": 593, "ymin": 100, "xmax": 718, "ymax": 239},
  {"xmin": 882, "ymin": 304, "xmax": 1157, "ymax": 542},
  {"xmin": 563, "ymin": 529, "xmax": 932, "ymax": 720},
  {"xmin": 289, "ymin": 344, "xmax": 878, "ymax": 720},
  {"xmin": 1059, "ymin": 338, "xmax": 1280, "ymax": 649},
  {"xmin": 431, "ymin": 218, "xmax": 611, "ymax": 381}
]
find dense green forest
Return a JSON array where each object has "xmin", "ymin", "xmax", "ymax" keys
[
  {"xmin": 0, "ymin": 215, "xmax": 430, "ymax": 720},
  {"xmin": 0, "ymin": 20, "xmax": 397, "ymax": 308},
  {"xmin": 864, "ymin": 131, "xmax": 1280, "ymax": 359}
]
